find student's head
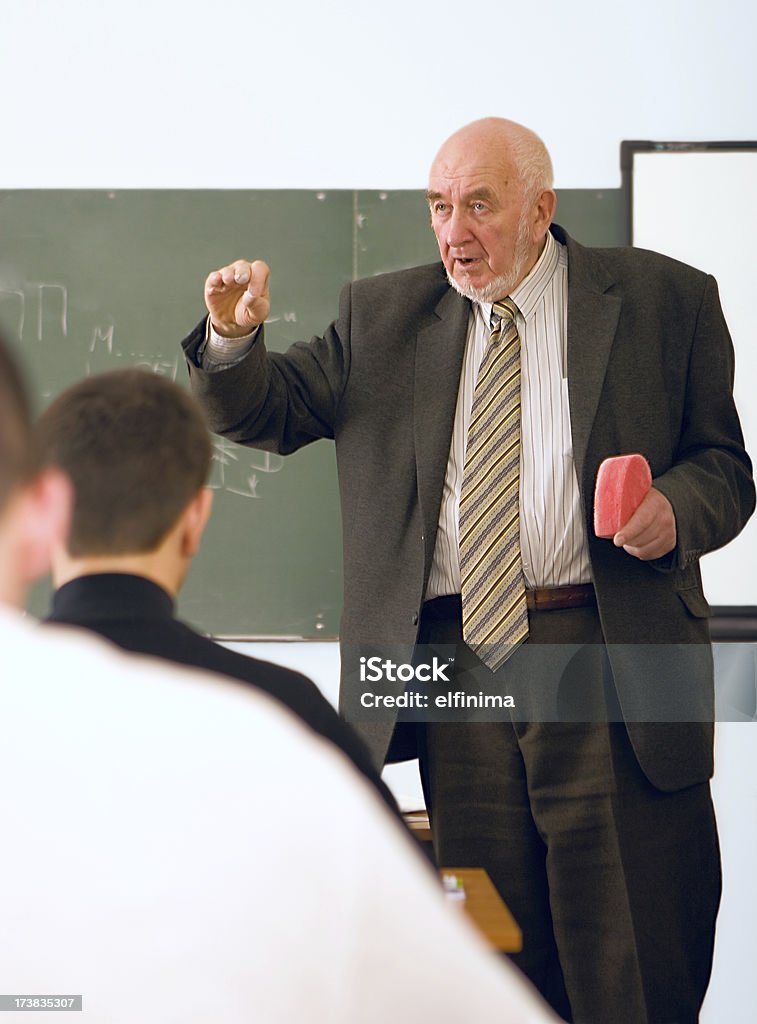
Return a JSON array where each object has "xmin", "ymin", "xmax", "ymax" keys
[
  {"xmin": 0, "ymin": 334, "xmax": 71, "ymax": 607},
  {"xmin": 427, "ymin": 117, "xmax": 556, "ymax": 303},
  {"xmin": 34, "ymin": 369, "xmax": 213, "ymax": 595}
]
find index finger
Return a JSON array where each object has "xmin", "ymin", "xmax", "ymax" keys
[{"xmin": 245, "ymin": 259, "xmax": 270, "ymax": 299}]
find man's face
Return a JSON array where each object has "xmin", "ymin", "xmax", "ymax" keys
[{"xmin": 427, "ymin": 139, "xmax": 540, "ymax": 303}]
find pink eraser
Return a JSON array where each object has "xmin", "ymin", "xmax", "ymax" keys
[{"xmin": 593, "ymin": 454, "xmax": 652, "ymax": 539}]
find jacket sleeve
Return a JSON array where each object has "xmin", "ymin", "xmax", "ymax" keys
[
  {"xmin": 181, "ymin": 283, "xmax": 352, "ymax": 455},
  {"xmin": 651, "ymin": 274, "xmax": 755, "ymax": 570}
]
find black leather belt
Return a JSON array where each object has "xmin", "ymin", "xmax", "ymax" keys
[{"xmin": 526, "ymin": 584, "xmax": 596, "ymax": 611}]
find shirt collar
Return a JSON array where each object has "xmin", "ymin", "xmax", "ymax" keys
[
  {"xmin": 475, "ymin": 229, "xmax": 561, "ymax": 324},
  {"xmin": 49, "ymin": 573, "xmax": 175, "ymax": 624}
]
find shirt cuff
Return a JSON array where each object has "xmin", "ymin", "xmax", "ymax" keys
[{"xmin": 201, "ymin": 319, "xmax": 259, "ymax": 370}]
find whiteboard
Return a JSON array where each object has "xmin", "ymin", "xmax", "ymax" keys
[{"xmin": 629, "ymin": 145, "xmax": 757, "ymax": 607}]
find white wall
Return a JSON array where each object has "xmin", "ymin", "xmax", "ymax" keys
[
  {"xmin": 5, "ymin": 1, "xmax": 756, "ymax": 1019},
  {"xmin": 1, "ymin": 0, "xmax": 755, "ymax": 189}
]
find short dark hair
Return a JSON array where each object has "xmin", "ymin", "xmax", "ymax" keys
[
  {"xmin": 34, "ymin": 369, "xmax": 213, "ymax": 556},
  {"xmin": 0, "ymin": 334, "xmax": 33, "ymax": 511}
]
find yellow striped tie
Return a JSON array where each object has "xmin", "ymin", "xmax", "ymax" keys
[{"xmin": 459, "ymin": 298, "xmax": 528, "ymax": 671}]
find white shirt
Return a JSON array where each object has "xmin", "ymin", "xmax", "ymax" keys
[
  {"xmin": 427, "ymin": 232, "xmax": 591, "ymax": 597},
  {"xmin": 0, "ymin": 605, "xmax": 557, "ymax": 1023}
]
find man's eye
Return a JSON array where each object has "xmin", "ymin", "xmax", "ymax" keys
[
  {"xmin": 472, "ymin": 202, "xmax": 486, "ymax": 211},
  {"xmin": 433, "ymin": 203, "xmax": 447, "ymax": 214}
]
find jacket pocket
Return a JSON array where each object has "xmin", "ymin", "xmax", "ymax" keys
[{"xmin": 675, "ymin": 587, "xmax": 711, "ymax": 618}]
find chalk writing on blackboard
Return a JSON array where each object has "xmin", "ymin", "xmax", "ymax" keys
[
  {"xmin": 209, "ymin": 437, "xmax": 284, "ymax": 500},
  {"xmin": 0, "ymin": 281, "xmax": 69, "ymax": 341},
  {"xmin": 264, "ymin": 310, "xmax": 298, "ymax": 324},
  {"xmin": 90, "ymin": 322, "xmax": 115, "ymax": 353},
  {"xmin": 33, "ymin": 283, "xmax": 68, "ymax": 340},
  {"xmin": 0, "ymin": 277, "xmax": 288, "ymax": 503}
]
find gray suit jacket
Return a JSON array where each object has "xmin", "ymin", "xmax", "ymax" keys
[{"xmin": 183, "ymin": 225, "xmax": 755, "ymax": 791}]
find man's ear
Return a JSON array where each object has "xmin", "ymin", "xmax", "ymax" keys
[
  {"xmin": 532, "ymin": 188, "xmax": 557, "ymax": 241},
  {"xmin": 14, "ymin": 468, "xmax": 73, "ymax": 586},
  {"xmin": 180, "ymin": 487, "xmax": 214, "ymax": 559}
]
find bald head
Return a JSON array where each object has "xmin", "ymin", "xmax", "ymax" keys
[
  {"xmin": 431, "ymin": 118, "xmax": 553, "ymax": 207},
  {"xmin": 427, "ymin": 118, "xmax": 556, "ymax": 302}
]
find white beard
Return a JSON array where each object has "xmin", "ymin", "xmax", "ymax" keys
[{"xmin": 445, "ymin": 213, "xmax": 533, "ymax": 304}]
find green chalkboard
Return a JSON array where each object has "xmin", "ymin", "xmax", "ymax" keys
[{"xmin": 0, "ymin": 188, "xmax": 623, "ymax": 637}]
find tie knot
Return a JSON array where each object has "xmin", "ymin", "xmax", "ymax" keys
[{"xmin": 492, "ymin": 297, "xmax": 518, "ymax": 325}]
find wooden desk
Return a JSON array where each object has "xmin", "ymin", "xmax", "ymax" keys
[
  {"xmin": 403, "ymin": 810, "xmax": 432, "ymax": 842},
  {"xmin": 440, "ymin": 868, "xmax": 522, "ymax": 952},
  {"xmin": 404, "ymin": 810, "xmax": 522, "ymax": 952}
]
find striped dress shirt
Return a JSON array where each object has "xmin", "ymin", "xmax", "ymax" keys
[{"xmin": 426, "ymin": 231, "xmax": 591, "ymax": 598}]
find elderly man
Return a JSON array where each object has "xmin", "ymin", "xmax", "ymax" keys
[{"xmin": 182, "ymin": 118, "xmax": 755, "ymax": 1022}]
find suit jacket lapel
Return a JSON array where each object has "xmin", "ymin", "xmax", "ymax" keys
[
  {"xmin": 413, "ymin": 286, "xmax": 470, "ymax": 576},
  {"xmin": 563, "ymin": 233, "xmax": 622, "ymax": 488}
]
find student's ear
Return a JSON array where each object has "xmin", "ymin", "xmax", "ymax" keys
[
  {"xmin": 13, "ymin": 468, "xmax": 72, "ymax": 587},
  {"xmin": 181, "ymin": 487, "xmax": 214, "ymax": 559}
]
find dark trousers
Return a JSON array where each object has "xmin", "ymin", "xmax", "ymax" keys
[{"xmin": 415, "ymin": 595, "xmax": 721, "ymax": 1024}]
